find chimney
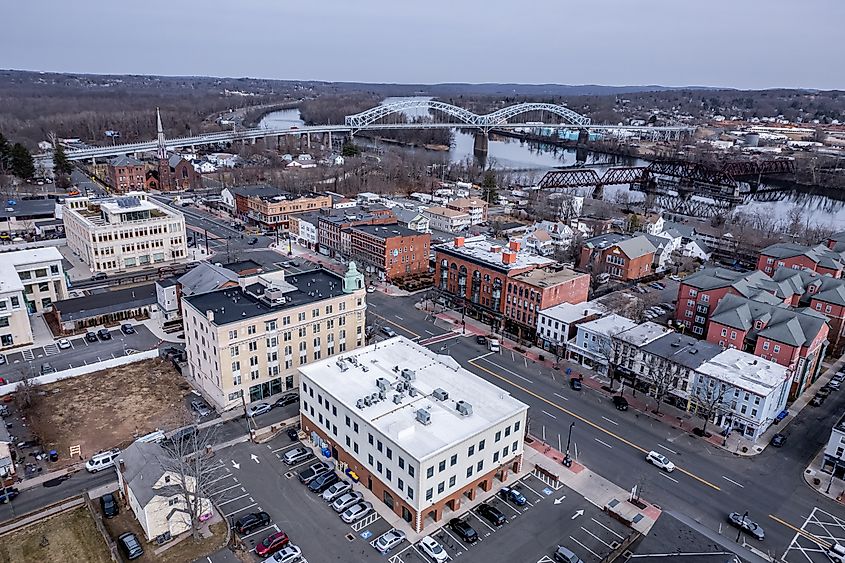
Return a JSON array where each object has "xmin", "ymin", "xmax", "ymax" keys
[
  {"xmin": 206, "ymin": 310, "xmax": 215, "ymax": 322},
  {"xmin": 454, "ymin": 236, "xmax": 465, "ymax": 248},
  {"xmin": 491, "ymin": 245, "xmax": 502, "ymax": 253},
  {"xmin": 502, "ymin": 251, "xmax": 517, "ymax": 265},
  {"xmin": 509, "ymin": 240, "xmax": 521, "ymax": 252}
]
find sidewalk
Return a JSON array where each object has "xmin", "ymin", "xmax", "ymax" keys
[
  {"xmin": 803, "ymin": 448, "xmax": 845, "ymax": 505},
  {"xmin": 430, "ymin": 304, "xmax": 845, "ymax": 458}
]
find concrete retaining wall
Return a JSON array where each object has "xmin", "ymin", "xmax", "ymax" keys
[{"xmin": 0, "ymin": 349, "xmax": 159, "ymax": 396}]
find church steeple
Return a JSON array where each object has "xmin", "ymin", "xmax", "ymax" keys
[{"xmin": 156, "ymin": 107, "xmax": 167, "ymax": 160}]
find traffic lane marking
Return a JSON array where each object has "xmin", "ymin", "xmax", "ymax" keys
[
  {"xmin": 659, "ymin": 472, "xmax": 679, "ymax": 484},
  {"xmin": 721, "ymin": 476, "xmax": 744, "ymax": 488},
  {"xmin": 369, "ymin": 312, "xmax": 421, "ymax": 339},
  {"xmin": 594, "ymin": 438, "xmax": 613, "ymax": 449},
  {"xmin": 658, "ymin": 444, "xmax": 678, "ymax": 455},
  {"xmin": 467, "ymin": 359, "xmax": 722, "ymax": 492},
  {"xmin": 769, "ymin": 513, "xmax": 832, "ymax": 550},
  {"xmin": 601, "ymin": 416, "xmax": 618, "ymax": 426},
  {"xmin": 479, "ymin": 357, "xmax": 534, "ymax": 384}
]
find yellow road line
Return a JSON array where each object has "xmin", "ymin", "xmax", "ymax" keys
[
  {"xmin": 369, "ymin": 312, "xmax": 421, "ymax": 339},
  {"xmin": 768, "ymin": 513, "xmax": 831, "ymax": 549},
  {"xmin": 468, "ymin": 358, "xmax": 722, "ymax": 492}
]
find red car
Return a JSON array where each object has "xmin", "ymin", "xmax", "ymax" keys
[{"xmin": 255, "ymin": 531, "xmax": 289, "ymax": 558}]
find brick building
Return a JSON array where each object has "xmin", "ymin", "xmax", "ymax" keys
[
  {"xmin": 504, "ymin": 268, "xmax": 590, "ymax": 341},
  {"xmin": 318, "ymin": 206, "xmax": 396, "ymax": 258},
  {"xmin": 106, "ymin": 156, "xmax": 146, "ymax": 193},
  {"xmin": 578, "ymin": 233, "xmax": 656, "ymax": 282},
  {"xmin": 147, "ymin": 155, "xmax": 202, "ymax": 192},
  {"xmin": 346, "ymin": 224, "xmax": 431, "ymax": 282},
  {"xmin": 757, "ymin": 242, "xmax": 845, "ymax": 278},
  {"xmin": 247, "ymin": 192, "xmax": 332, "ymax": 231}
]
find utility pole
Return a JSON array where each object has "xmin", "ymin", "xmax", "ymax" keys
[{"xmin": 563, "ymin": 422, "xmax": 575, "ymax": 467}]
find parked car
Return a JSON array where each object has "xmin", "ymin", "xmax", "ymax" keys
[
  {"xmin": 308, "ymin": 470, "xmax": 339, "ymax": 493},
  {"xmin": 0, "ymin": 487, "xmax": 20, "ymax": 503},
  {"xmin": 366, "ymin": 286, "xmax": 375, "ymax": 294},
  {"xmin": 247, "ymin": 402, "xmax": 272, "ymax": 417},
  {"xmin": 420, "ymin": 535, "xmax": 449, "ymax": 562},
  {"xmin": 770, "ymin": 433, "xmax": 786, "ymax": 447},
  {"xmin": 498, "ymin": 486, "xmax": 527, "ymax": 506},
  {"xmin": 86, "ymin": 449, "xmax": 121, "ymax": 473},
  {"xmin": 269, "ymin": 544, "xmax": 302, "ymax": 563},
  {"xmin": 274, "ymin": 393, "xmax": 299, "ymax": 407},
  {"xmin": 825, "ymin": 542, "xmax": 845, "ymax": 563},
  {"xmin": 40, "ymin": 363, "xmax": 55, "ymax": 375},
  {"xmin": 569, "ymin": 377, "xmax": 582, "ymax": 391},
  {"xmin": 340, "ymin": 501, "xmax": 373, "ymax": 523},
  {"xmin": 167, "ymin": 425, "xmax": 197, "ymax": 447},
  {"xmin": 286, "ymin": 426, "xmax": 300, "ymax": 441},
  {"xmin": 255, "ymin": 530, "xmax": 290, "ymax": 558},
  {"xmin": 0, "ymin": 355, "xmax": 5, "ymax": 365},
  {"xmin": 97, "ymin": 328, "xmax": 112, "ymax": 341},
  {"xmin": 375, "ymin": 528, "xmax": 406, "ymax": 553},
  {"xmin": 86, "ymin": 331, "xmax": 99, "ymax": 343},
  {"xmin": 645, "ymin": 450, "xmax": 675, "ymax": 472},
  {"xmin": 612, "ymin": 395, "xmax": 629, "ymax": 411},
  {"xmin": 282, "ymin": 447, "xmax": 313, "ymax": 466},
  {"xmin": 811, "ymin": 394, "xmax": 825, "ymax": 407},
  {"xmin": 297, "ymin": 461, "xmax": 329, "ymax": 484},
  {"xmin": 91, "ymin": 272, "xmax": 108, "ymax": 281},
  {"xmin": 381, "ymin": 326, "xmax": 397, "ymax": 338},
  {"xmin": 248, "ymin": 237, "xmax": 259, "ymax": 245},
  {"xmin": 818, "ymin": 386, "xmax": 833, "ymax": 398},
  {"xmin": 332, "ymin": 491, "xmax": 364, "ymax": 513},
  {"xmin": 448, "ymin": 518, "xmax": 479, "ymax": 543},
  {"xmin": 57, "ymin": 338, "xmax": 71, "ymax": 350},
  {"xmin": 121, "ymin": 324, "xmax": 135, "ymax": 335},
  {"xmin": 235, "ymin": 511, "xmax": 271, "ymax": 535},
  {"xmin": 476, "ymin": 503, "xmax": 507, "ymax": 526},
  {"xmin": 476, "ymin": 335, "xmax": 487, "ymax": 345},
  {"xmin": 727, "ymin": 512, "xmax": 765, "ymax": 540},
  {"xmin": 190, "ymin": 400, "xmax": 211, "ymax": 418},
  {"xmin": 321, "ymin": 480, "xmax": 351, "ymax": 502},
  {"xmin": 100, "ymin": 493, "xmax": 119, "ymax": 518},
  {"xmin": 118, "ymin": 532, "xmax": 144, "ymax": 560},
  {"xmin": 833, "ymin": 372, "xmax": 845, "ymax": 383},
  {"xmin": 829, "ymin": 379, "xmax": 841, "ymax": 390},
  {"xmin": 553, "ymin": 545, "xmax": 584, "ymax": 563}
]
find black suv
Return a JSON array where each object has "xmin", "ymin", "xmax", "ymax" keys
[
  {"xmin": 612, "ymin": 396, "xmax": 629, "ymax": 411},
  {"xmin": 476, "ymin": 503, "xmax": 507, "ymax": 526},
  {"xmin": 448, "ymin": 518, "xmax": 479, "ymax": 543},
  {"xmin": 97, "ymin": 328, "xmax": 112, "ymax": 340},
  {"xmin": 308, "ymin": 471, "xmax": 339, "ymax": 493},
  {"xmin": 569, "ymin": 377, "xmax": 582, "ymax": 391},
  {"xmin": 235, "ymin": 511, "xmax": 271, "ymax": 535},
  {"xmin": 118, "ymin": 532, "xmax": 144, "ymax": 560},
  {"xmin": 100, "ymin": 493, "xmax": 119, "ymax": 518},
  {"xmin": 274, "ymin": 393, "xmax": 299, "ymax": 407},
  {"xmin": 86, "ymin": 331, "xmax": 99, "ymax": 343}
]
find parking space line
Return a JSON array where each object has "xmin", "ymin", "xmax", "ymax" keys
[
  {"xmin": 590, "ymin": 518, "xmax": 624, "ymax": 540},
  {"xmin": 209, "ymin": 483, "xmax": 242, "ymax": 497},
  {"xmin": 224, "ymin": 502, "xmax": 257, "ymax": 518},
  {"xmin": 411, "ymin": 544, "xmax": 432, "ymax": 561},
  {"xmin": 519, "ymin": 480, "xmax": 544, "ymax": 500},
  {"xmin": 241, "ymin": 523, "xmax": 277, "ymax": 541},
  {"xmin": 568, "ymin": 535, "xmax": 599, "ymax": 559},
  {"xmin": 206, "ymin": 473, "xmax": 232, "ymax": 486},
  {"xmin": 498, "ymin": 500, "xmax": 522, "ymax": 516},
  {"xmin": 580, "ymin": 526, "xmax": 611, "ymax": 547},
  {"xmin": 439, "ymin": 526, "xmax": 463, "ymax": 548},
  {"xmin": 217, "ymin": 493, "xmax": 250, "ymax": 506},
  {"xmin": 467, "ymin": 511, "xmax": 496, "ymax": 533}
]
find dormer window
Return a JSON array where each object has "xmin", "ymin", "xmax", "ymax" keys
[{"xmin": 755, "ymin": 320, "xmax": 763, "ymax": 329}]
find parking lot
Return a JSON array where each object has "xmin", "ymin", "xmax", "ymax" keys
[
  {"xmin": 782, "ymin": 506, "xmax": 845, "ymax": 563},
  {"xmin": 212, "ymin": 437, "xmax": 633, "ymax": 563}
]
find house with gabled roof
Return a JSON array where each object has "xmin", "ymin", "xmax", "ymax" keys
[{"xmin": 578, "ymin": 233, "xmax": 656, "ymax": 282}]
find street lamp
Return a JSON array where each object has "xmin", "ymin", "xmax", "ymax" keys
[
  {"xmin": 563, "ymin": 422, "xmax": 575, "ymax": 467},
  {"xmin": 736, "ymin": 510, "xmax": 748, "ymax": 543},
  {"xmin": 827, "ymin": 460, "xmax": 840, "ymax": 494}
]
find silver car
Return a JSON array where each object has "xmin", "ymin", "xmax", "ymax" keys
[
  {"xmin": 341, "ymin": 501, "xmax": 373, "ymax": 523},
  {"xmin": 332, "ymin": 491, "xmax": 363, "ymax": 513},
  {"xmin": 246, "ymin": 402, "xmax": 272, "ymax": 417},
  {"xmin": 322, "ymin": 480, "xmax": 351, "ymax": 502},
  {"xmin": 375, "ymin": 528, "xmax": 406, "ymax": 553},
  {"xmin": 282, "ymin": 447, "xmax": 312, "ymax": 466}
]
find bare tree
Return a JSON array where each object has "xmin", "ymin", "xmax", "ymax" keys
[
  {"xmin": 14, "ymin": 372, "xmax": 40, "ymax": 412},
  {"xmin": 693, "ymin": 379, "xmax": 728, "ymax": 437},
  {"xmin": 595, "ymin": 331, "xmax": 625, "ymax": 391},
  {"xmin": 641, "ymin": 354, "xmax": 678, "ymax": 415},
  {"xmin": 157, "ymin": 425, "xmax": 220, "ymax": 541}
]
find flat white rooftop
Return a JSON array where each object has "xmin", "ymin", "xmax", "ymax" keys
[
  {"xmin": 540, "ymin": 301, "xmax": 606, "ymax": 324},
  {"xmin": 0, "ymin": 247, "xmax": 64, "ymax": 267},
  {"xmin": 579, "ymin": 314, "xmax": 638, "ymax": 337},
  {"xmin": 299, "ymin": 337, "xmax": 527, "ymax": 462},
  {"xmin": 617, "ymin": 322, "xmax": 674, "ymax": 347},
  {"xmin": 697, "ymin": 348, "xmax": 789, "ymax": 397}
]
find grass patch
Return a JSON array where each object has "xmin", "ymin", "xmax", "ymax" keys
[{"xmin": 0, "ymin": 507, "xmax": 111, "ymax": 563}]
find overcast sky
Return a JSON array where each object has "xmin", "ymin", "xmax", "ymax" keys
[{"xmin": 2, "ymin": 0, "xmax": 842, "ymax": 90}]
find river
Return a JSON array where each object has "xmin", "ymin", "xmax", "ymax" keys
[{"xmin": 259, "ymin": 102, "xmax": 845, "ymax": 229}]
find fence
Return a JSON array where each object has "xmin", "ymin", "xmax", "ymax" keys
[
  {"xmin": 0, "ymin": 495, "xmax": 85, "ymax": 537},
  {"xmin": 0, "ymin": 349, "xmax": 159, "ymax": 395},
  {"xmin": 85, "ymin": 494, "xmax": 120, "ymax": 562}
]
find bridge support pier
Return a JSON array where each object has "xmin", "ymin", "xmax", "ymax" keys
[
  {"xmin": 327, "ymin": 131, "xmax": 332, "ymax": 151},
  {"xmin": 473, "ymin": 131, "xmax": 489, "ymax": 155},
  {"xmin": 594, "ymin": 183, "xmax": 604, "ymax": 200},
  {"xmin": 577, "ymin": 128, "xmax": 590, "ymax": 146},
  {"xmin": 306, "ymin": 133, "xmax": 311, "ymax": 150}
]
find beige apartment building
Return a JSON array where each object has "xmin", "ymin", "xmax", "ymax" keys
[
  {"xmin": 63, "ymin": 192, "xmax": 188, "ymax": 275},
  {"xmin": 246, "ymin": 192, "xmax": 332, "ymax": 231},
  {"xmin": 182, "ymin": 263, "xmax": 367, "ymax": 411}
]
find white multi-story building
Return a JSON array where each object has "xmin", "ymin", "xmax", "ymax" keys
[
  {"xmin": 182, "ymin": 263, "xmax": 367, "ymax": 411},
  {"xmin": 692, "ymin": 348, "xmax": 790, "ymax": 441},
  {"xmin": 298, "ymin": 336, "xmax": 528, "ymax": 532},
  {"xmin": 64, "ymin": 192, "xmax": 188, "ymax": 275},
  {"xmin": 423, "ymin": 207, "xmax": 470, "ymax": 233},
  {"xmin": 568, "ymin": 314, "xmax": 637, "ymax": 372},
  {"xmin": 823, "ymin": 412, "xmax": 845, "ymax": 479},
  {"xmin": 0, "ymin": 270, "xmax": 32, "ymax": 349},
  {"xmin": 536, "ymin": 301, "xmax": 606, "ymax": 356}
]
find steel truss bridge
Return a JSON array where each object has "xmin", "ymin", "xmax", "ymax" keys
[
  {"xmin": 41, "ymin": 100, "xmax": 695, "ymax": 163},
  {"xmin": 536, "ymin": 158, "xmax": 796, "ymax": 218}
]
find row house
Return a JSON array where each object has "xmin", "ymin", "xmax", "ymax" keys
[
  {"xmin": 106, "ymin": 156, "xmax": 146, "ymax": 193},
  {"xmin": 757, "ymin": 242, "xmax": 845, "ymax": 278},
  {"xmin": 578, "ymin": 233, "xmax": 656, "ymax": 282},
  {"xmin": 536, "ymin": 301, "xmax": 606, "ymax": 358},
  {"xmin": 771, "ymin": 266, "xmax": 845, "ymax": 354},
  {"xmin": 318, "ymin": 206, "xmax": 396, "ymax": 258},
  {"xmin": 503, "ymin": 267, "xmax": 590, "ymax": 341},
  {"xmin": 706, "ymin": 294, "xmax": 829, "ymax": 398},
  {"xmin": 423, "ymin": 206, "xmax": 470, "ymax": 233},
  {"xmin": 346, "ymin": 224, "xmax": 431, "ymax": 282},
  {"xmin": 567, "ymin": 314, "xmax": 637, "ymax": 373},
  {"xmin": 247, "ymin": 192, "xmax": 332, "ymax": 231},
  {"xmin": 446, "ymin": 197, "xmax": 488, "ymax": 225}
]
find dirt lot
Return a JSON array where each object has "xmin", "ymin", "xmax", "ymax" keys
[
  {"xmin": 26, "ymin": 358, "xmax": 191, "ymax": 463},
  {"xmin": 0, "ymin": 507, "xmax": 111, "ymax": 563}
]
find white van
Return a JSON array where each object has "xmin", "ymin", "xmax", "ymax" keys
[
  {"xmin": 135, "ymin": 430, "xmax": 165, "ymax": 444},
  {"xmin": 85, "ymin": 448, "xmax": 121, "ymax": 473},
  {"xmin": 488, "ymin": 338, "xmax": 500, "ymax": 353}
]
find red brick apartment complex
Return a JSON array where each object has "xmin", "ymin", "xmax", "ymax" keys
[
  {"xmin": 347, "ymin": 224, "xmax": 431, "ymax": 281},
  {"xmin": 106, "ymin": 156, "xmax": 146, "ymax": 193},
  {"xmin": 578, "ymin": 233, "xmax": 656, "ymax": 282}
]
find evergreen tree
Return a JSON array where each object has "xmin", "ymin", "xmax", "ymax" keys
[
  {"xmin": 481, "ymin": 170, "xmax": 498, "ymax": 205},
  {"xmin": 0, "ymin": 133, "xmax": 10, "ymax": 170},
  {"xmin": 10, "ymin": 143, "xmax": 35, "ymax": 179},
  {"xmin": 53, "ymin": 144, "xmax": 73, "ymax": 176},
  {"xmin": 341, "ymin": 142, "xmax": 360, "ymax": 157}
]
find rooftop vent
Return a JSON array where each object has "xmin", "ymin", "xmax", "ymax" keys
[
  {"xmin": 408, "ymin": 387, "xmax": 418, "ymax": 397},
  {"xmin": 400, "ymin": 368, "xmax": 416, "ymax": 382},
  {"xmin": 376, "ymin": 377, "xmax": 391, "ymax": 391},
  {"xmin": 392, "ymin": 394, "xmax": 403, "ymax": 404},
  {"xmin": 416, "ymin": 409, "xmax": 431, "ymax": 425},
  {"xmin": 363, "ymin": 396, "xmax": 372, "ymax": 407},
  {"xmin": 336, "ymin": 359, "xmax": 348, "ymax": 372},
  {"xmin": 356, "ymin": 398, "xmax": 365, "ymax": 409},
  {"xmin": 432, "ymin": 388, "xmax": 449, "ymax": 401},
  {"xmin": 378, "ymin": 390, "xmax": 387, "ymax": 400},
  {"xmin": 456, "ymin": 400, "xmax": 473, "ymax": 416}
]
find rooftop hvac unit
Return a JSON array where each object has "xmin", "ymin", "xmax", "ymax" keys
[
  {"xmin": 392, "ymin": 394, "xmax": 403, "ymax": 404},
  {"xmin": 408, "ymin": 387, "xmax": 418, "ymax": 397},
  {"xmin": 395, "ymin": 381, "xmax": 405, "ymax": 393},
  {"xmin": 379, "ymin": 390, "xmax": 387, "ymax": 400},
  {"xmin": 416, "ymin": 409, "xmax": 431, "ymax": 425},
  {"xmin": 376, "ymin": 378, "xmax": 390, "ymax": 391},
  {"xmin": 337, "ymin": 359, "xmax": 348, "ymax": 372},
  {"xmin": 432, "ymin": 388, "xmax": 449, "ymax": 401},
  {"xmin": 363, "ymin": 396, "xmax": 372, "ymax": 407},
  {"xmin": 400, "ymin": 368, "xmax": 416, "ymax": 381},
  {"xmin": 456, "ymin": 401, "xmax": 473, "ymax": 416},
  {"xmin": 371, "ymin": 393, "xmax": 379, "ymax": 403},
  {"xmin": 356, "ymin": 398, "xmax": 365, "ymax": 409}
]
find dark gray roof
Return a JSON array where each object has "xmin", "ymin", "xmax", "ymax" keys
[
  {"xmin": 157, "ymin": 277, "xmax": 177, "ymax": 288},
  {"xmin": 184, "ymin": 268, "xmax": 348, "ymax": 326},
  {"xmin": 641, "ymin": 233, "xmax": 671, "ymax": 251},
  {"xmin": 688, "ymin": 237, "xmax": 710, "ymax": 254},
  {"xmin": 583, "ymin": 232, "xmax": 628, "ymax": 249},
  {"xmin": 178, "ymin": 262, "xmax": 238, "ymax": 295},
  {"xmin": 616, "ymin": 235, "xmax": 657, "ymax": 259},
  {"xmin": 109, "ymin": 155, "xmax": 143, "ymax": 167},
  {"xmin": 318, "ymin": 206, "xmax": 394, "ymax": 226},
  {"xmin": 0, "ymin": 198, "xmax": 57, "ymax": 220},
  {"xmin": 641, "ymin": 333, "xmax": 722, "ymax": 370},
  {"xmin": 682, "ymin": 267, "xmax": 775, "ymax": 297},
  {"xmin": 762, "ymin": 242, "xmax": 845, "ymax": 272},
  {"xmin": 710, "ymin": 293, "xmax": 828, "ymax": 347},
  {"xmin": 393, "ymin": 208, "xmax": 425, "ymax": 226},
  {"xmin": 55, "ymin": 284, "xmax": 157, "ymax": 321},
  {"xmin": 167, "ymin": 154, "xmax": 184, "ymax": 168},
  {"xmin": 222, "ymin": 260, "xmax": 263, "ymax": 274},
  {"xmin": 662, "ymin": 221, "xmax": 696, "ymax": 240},
  {"xmin": 119, "ymin": 441, "xmax": 169, "ymax": 507},
  {"xmin": 349, "ymin": 223, "xmax": 424, "ymax": 239}
]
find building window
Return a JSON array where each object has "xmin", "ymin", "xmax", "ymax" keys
[
  {"xmin": 426, "ymin": 467, "xmax": 434, "ymax": 478},
  {"xmin": 398, "ymin": 457, "xmax": 404, "ymax": 469},
  {"xmin": 437, "ymin": 482, "xmax": 444, "ymax": 494},
  {"xmin": 762, "ymin": 341, "xmax": 770, "ymax": 351},
  {"xmin": 495, "ymin": 431, "xmax": 501, "ymax": 442},
  {"xmin": 477, "ymin": 460, "xmax": 484, "ymax": 472},
  {"xmin": 450, "ymin": 454, "xmax": 457, "ymax": 466},
  {"xmin": 397, "ymin": 478, "xmax": 404, "ymax": 491},
  {"xmin": 493, "ymin": 451, "xmax": 500, "ymax": 463},
  {"xmin": 377, "ymin": 440, "xmax": 383, "ymax": 453},
  {"xmin": 514, "ymin": 421, "xmax": 520, "ymax": 432},
  {"xmin": 438, "ymin": 460, "xmax": 446, "ymax": 472},
  {"xmin": 468, "ymin": 445, "xmax": 475, "ymax": 456},
  {"xmin": 466, "ymin": 466, "xmax": 473, "ymax": 478},
  {"xmin": 408, "ymin": 465, "xmax": 415, "ymax": 477},
  {"xmin": 426, "ymin": 489, "xmax": 433, "ymax": 501},
  {"xmin": 386, "ymin": 447, "xmax": 392, "ymax": 460},
  {"xmin": 773, "ymin": 345, "xmax": 780, "ymax": 353}
]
